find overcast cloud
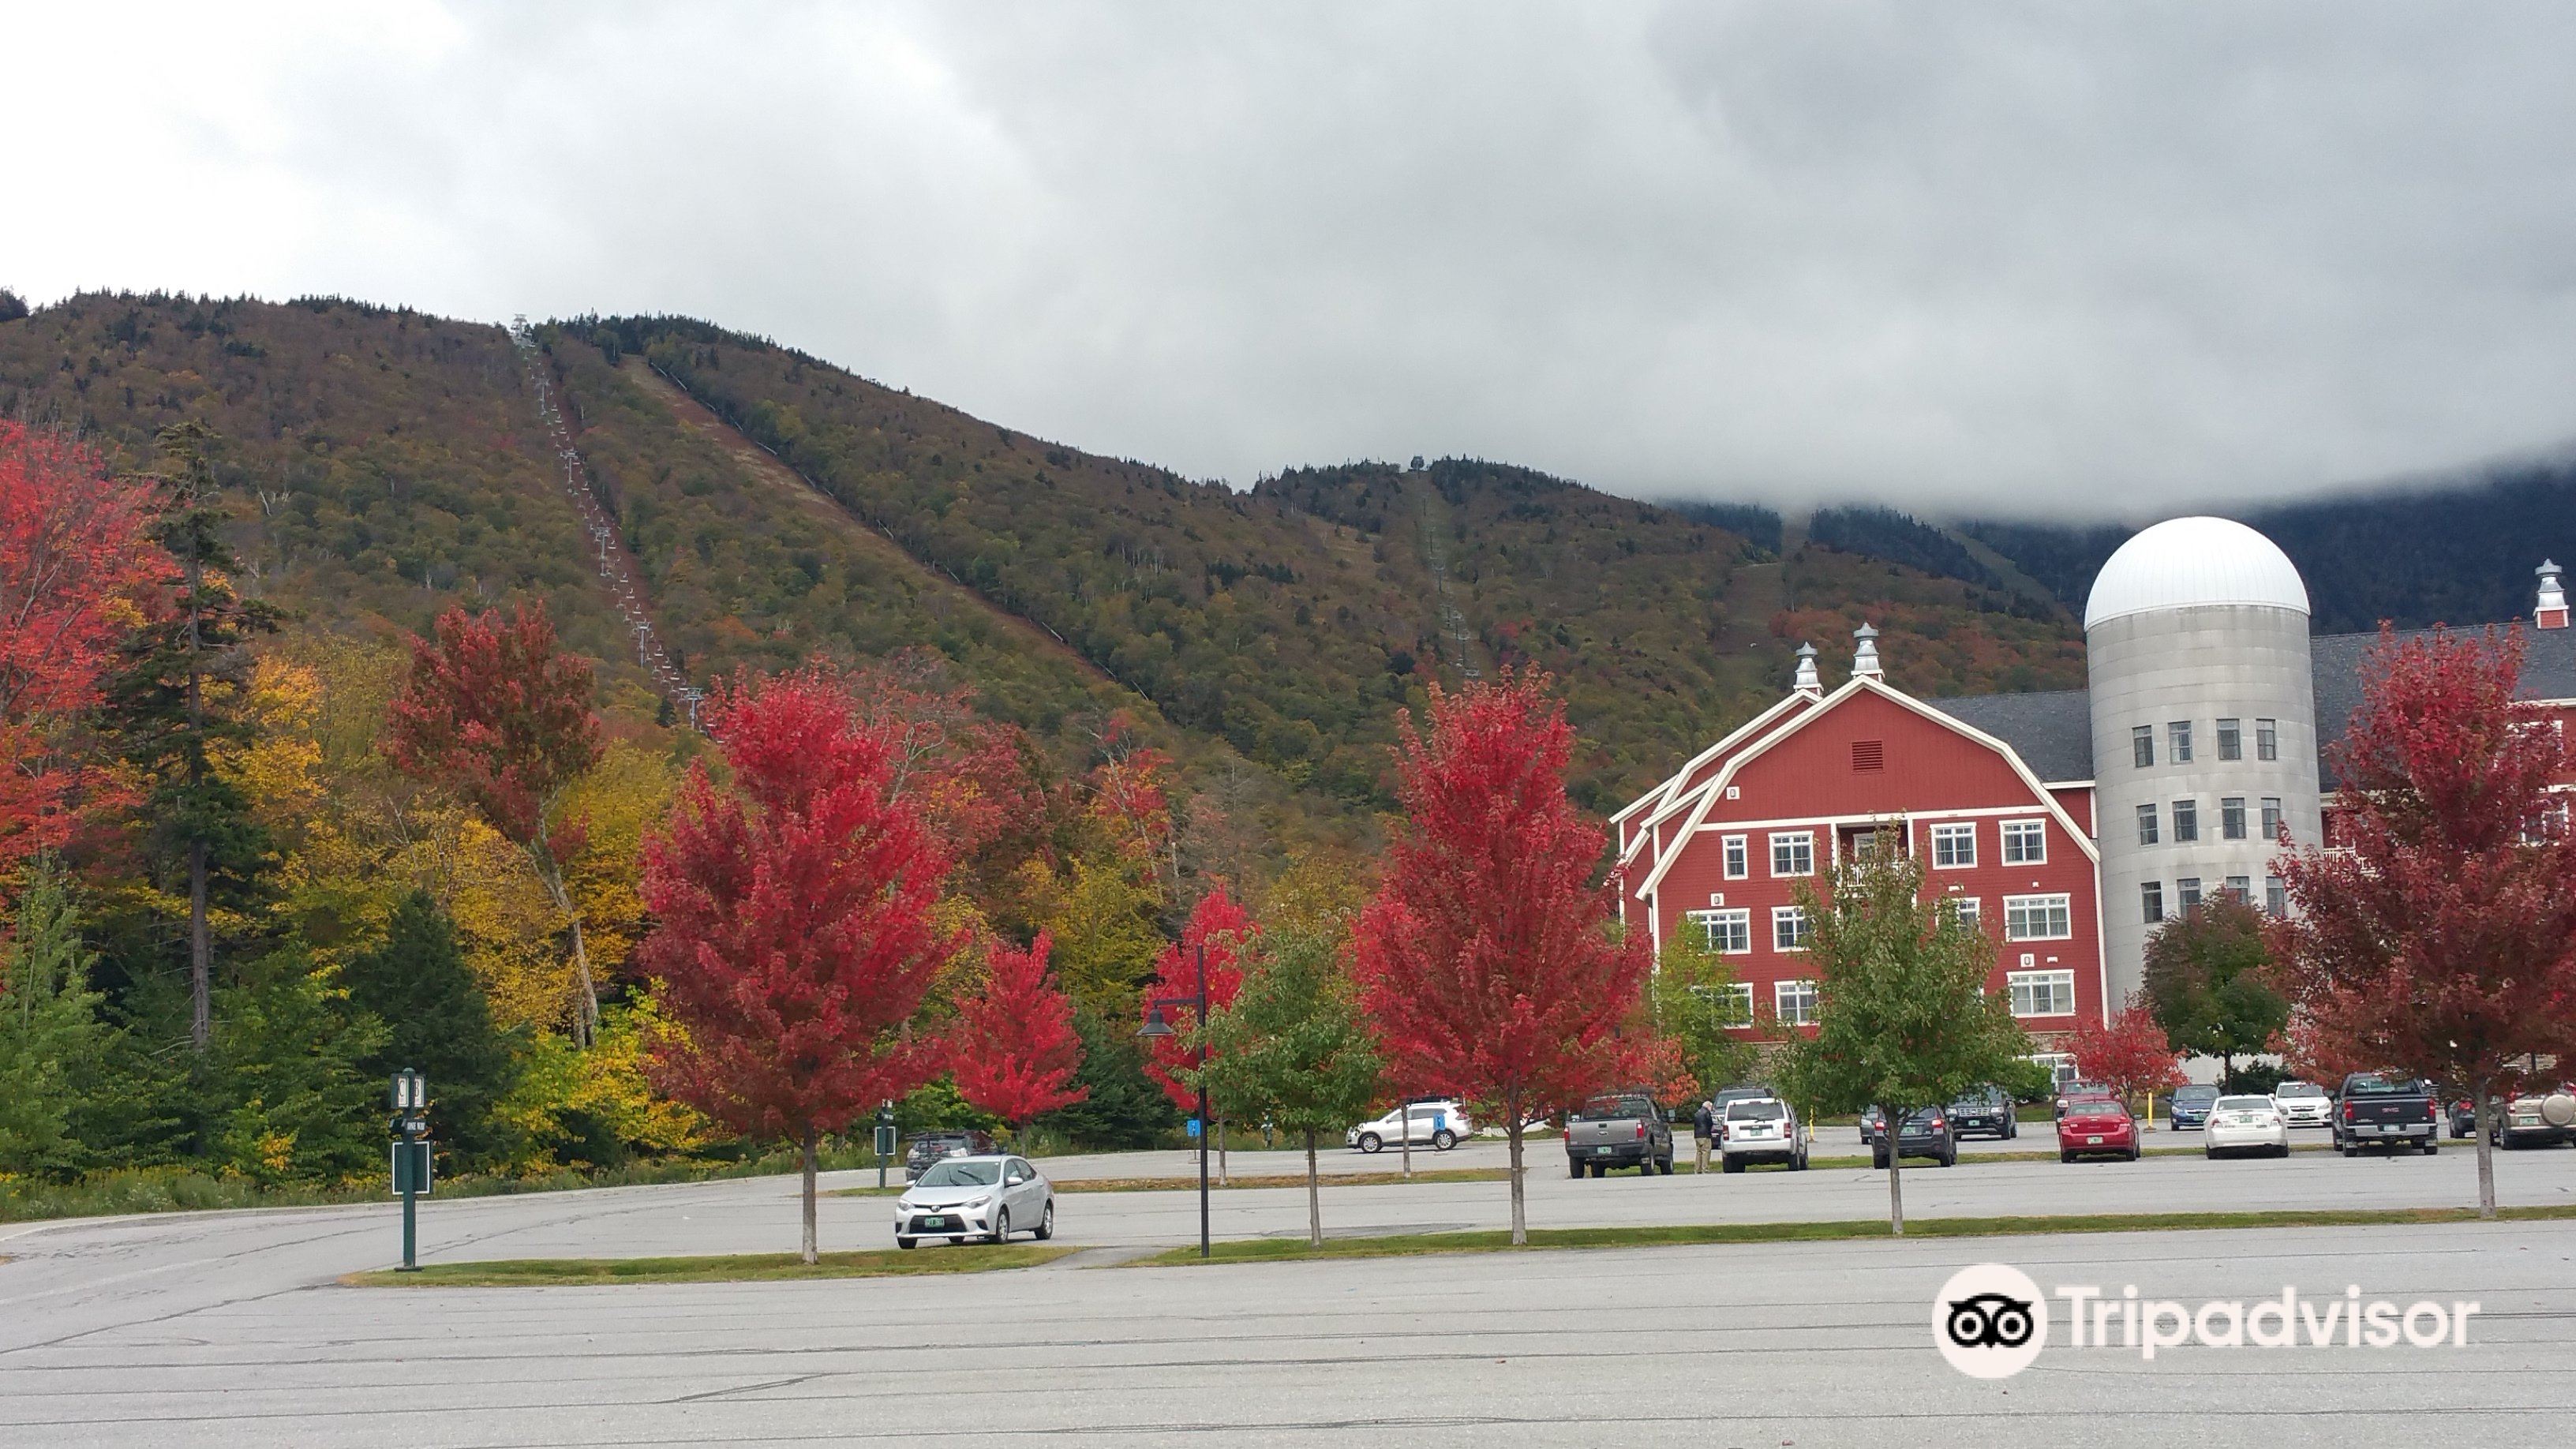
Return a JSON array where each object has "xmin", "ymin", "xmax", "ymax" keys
[{"xmin": 9, "ymin": 2, "xmax": 2576, "ymax": 518}]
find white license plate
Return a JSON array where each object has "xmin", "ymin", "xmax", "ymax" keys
[
  {"xmin": 919, "ymin": 1215, "xmax": 949, "ymax": 1228},
  {"xmin": 1595, "ymin": 1146, "xmax": 1616, "ymax": 1155},
  {"xmin": 2087, "ymin": 1135, "xmax": 2103, "ymax": 1145}
]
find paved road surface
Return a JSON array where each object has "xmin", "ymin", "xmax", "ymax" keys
[{"xmin": 6, "ymin": 1144, "xmax": 2574, "ymax": 1447}]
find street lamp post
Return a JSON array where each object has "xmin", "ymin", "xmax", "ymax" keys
[{"xmin": 1140, "ymin": 942, "xmax": 1211, "ymax": 1260}]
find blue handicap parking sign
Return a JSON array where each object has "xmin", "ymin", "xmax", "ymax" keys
[{"xmin": 1185, "ymin": 1118, "xmax": 1203, "ymax": 1138}]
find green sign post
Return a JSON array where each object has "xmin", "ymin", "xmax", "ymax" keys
[
  {"xmin": 874, "ymin": 1102, "xmax": 898, "ymax": 1190},
  {"xmin": 389, "ymin": 1069, "xmax": 431, "ymax": 1272}
]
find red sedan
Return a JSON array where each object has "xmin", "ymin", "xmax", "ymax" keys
[{"xmin": 2057, "ymin": 1098, "xmax": 2140, "ymax": 1163}]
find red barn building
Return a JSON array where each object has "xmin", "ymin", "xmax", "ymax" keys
[{"xmin": 1616, "ymin": 635, "xmax": 2107, "ymax": 1055}]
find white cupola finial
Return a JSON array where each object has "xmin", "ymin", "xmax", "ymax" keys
[
  {"xmin": 1851, "ymin": 623, "xmax": 1882, "ymax": 680},
  {"xmin": 2537, "ymin": 560, "xmax": 2568, "ymax": 630},
  {"xmin": 1792, "ymin": 642, "xmax": 1822, "ymax": 697}
]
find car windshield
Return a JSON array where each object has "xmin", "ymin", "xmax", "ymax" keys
[
  {"xmin": 1576, "ymin": 1097, "xmax": 1653, "ymax": 1121},
  {"xmin": 914, "ymin": 1161, "xmax": 1001, "ymax": 1188},
  {"xmin": 1725, "ymin": 1101, "xmax": 1786, "ymax": 1121},
  {"xmin": 2215, "ymin": 1096, "xmax": 2274, "ymax": 1112},
  {"xmin": 2276, "ymin": 1082, "xmax": 2325, "ymax": 1099},
  {"xmin": 2066, "ymin": 1098, "xmax": 2124, "ymax": 1114},
  {"xmin": 2343, "ymin": 1075, "xmax": 2410, "ymax": 1096},
  {"xmin": 2175, "ymin": 1086, "xmax": 2220, "ymax": 1103}
]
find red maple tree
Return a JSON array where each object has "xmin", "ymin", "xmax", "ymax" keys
[
  {"xmin": 384, "ymin": 602, "xmax": 608, "ymax": 1041},
  {"xmin": 640, "ymin": 665, "xmax": 960, "ymax": 1261},
  {"xmin": 949, "ymin": 930, "xmax": 1088, "ymax": 1132},
  {"xmin": 2065, "ymin": 995, "xmax": 2187, "ymax": 1119},
  {"xmin": 0, "ymin": 422, "xmax": 162, "ymax": 886},
  {"xmin": 1140, "ymin": 885, "xmax": 1253, "ymax": 1113},
  {"xmin": 2271, "ymin": 626, "xmax": 2576, "ymax": 1217},
  {"xmin": 1351, "ymin": 668, "xmax": 1653, "ymax": 1244}
]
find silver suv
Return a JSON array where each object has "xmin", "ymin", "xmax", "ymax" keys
[{"xmin": 1718, "ymin": 1098, "xmax": 1808, "ymax": 1172}]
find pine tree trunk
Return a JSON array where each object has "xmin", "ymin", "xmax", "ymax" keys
[
  {"xmin": 1304, "ymin": 1129, "xmax": 1322, "ymax": 1248},
  {"xmin": 2474, "ymin": 1080, "xmax": 2498, "ymax": 1221},
  {"xmin": 800, "ymin": 1123, "xmax": 819, "ymax": 1265},
  {"xmin": 1888, "ymin": 1134, "xmax": 1906, "ymax": 1236},
  {"xmin": 188, "ymin": 837, "xmax": 211, "ymax": 1051},
  {"xmin": 1505, "ymin": 1089, "xmax": 1527, "ymax": 1246}
]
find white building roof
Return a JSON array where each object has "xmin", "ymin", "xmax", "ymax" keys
[{"xmin": 2082, "ymin": 516, "xmax": 2310, "ymax": 630}]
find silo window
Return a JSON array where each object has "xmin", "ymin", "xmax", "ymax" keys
[
  {"xmin": 2221, "ymin": 797, "xmax": 2247, "ymax": 840},
  {"xmin": 2169, "ymin": 721, "xmax": 2194, "ymax": 762},
  {"xmin": 2255, "ymin": 719, "xmax": 2278, "ymax": 761},
  {"xmin": 2261, "ymin": 797, "xmax": 2282, "ymax": 841},
  {"xmin": 2217, "ymin": 718, "xmax": 2242, "ymax": 760},
  {"xmin": 2266, "ymin": 875, "xmax": 2287, "ymax": 915},
  {"xmin": 2140, "ymin": 881, "xmax": 2164, "ymax": 923},
  {"xmin": 2172, "ymin": 799, "xmax": 2200, "ymax": 842},
  {"xmin": 2177, "ymin": 877, "xmax": 2203, "ymax": 912},
  {"xmin": 2131, "ymin": 725, "xmax": 2155, "ymax": 768},
  {"xmin": 2135, "ymin": 803, "xmax": 2159, "ymax": 845}
]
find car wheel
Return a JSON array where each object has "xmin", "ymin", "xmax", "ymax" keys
[
  {"xmin": 1034, "ymin": 1200, "xmax": 1054, "ymax": 1241},
  {"xmin": 1793, "ymin": 1149, "xmax": 1809, "ymax": 1170},
  {"xmin": 2424, "ymin": 1138, "xmax": 2439, "ymax": 1155},
  {"xmin": 2342, "ymin": 1144, "xmax": 2359, "ymax": 1158},
  {"xmin": 1568, "ymin": 1160, "xmax": 1583, "ymax": 1179},
  {"xmin": 1589, "ymin": 1161, "xmax": 1607, "ymax": 1179},
  {"xmin": 2060, "ymin": 1150, "xmax": 2074, "ymax": 1164},
  {"xmin": 1872, "ymin": 1149, "xmax": 1889, "ymax": 1170},
  {"xmin": 1432, "ymin": 1129, "xmax": 1458, "ymax": 1151},
  {"xmin": 990, "ymin": 1208, "xmax": 1011, "ymax": 1245},
  {"xmin": 1357, "ymin": 1133, "xmax": 1382, "ymax": 1155},
  {"xmin": 897, "ymin": 1237, "xmax": 917, "ymax": 1250},
  {"xmin": 2126, "ymin": 1145, "xmax": 2140, "ymax": 1163},
  {"xmin": 1721, "ymin": 1156, "xmax": 1743, "ymax": 1174},
  {"xmin": 1658, "ymin": 1155, "xmax": 1675, "ymax": 1175}
]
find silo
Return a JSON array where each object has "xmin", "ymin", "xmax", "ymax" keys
[{"xmin": 2085, "ymin": 517, "xmax": 2319, "ymax": 1012}]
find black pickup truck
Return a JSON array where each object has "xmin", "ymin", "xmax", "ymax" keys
[{"xmin": 2331, "ymin": 1074, "xmax": 2439, "ymax": 1156}]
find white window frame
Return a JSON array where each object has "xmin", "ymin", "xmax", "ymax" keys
[
  {"xmin": 2007, "ymin": 968, "xmax": 2077, "ymax": 1018},
  {"xmin": 2216, "ymin": 717, "xmax": 2242, "ymax": 761},
  {"xmin": 2172, "ymin": 799, "xmax": 2199, "ymax": 843},
  {"xmin": 2000, "ymin": 818, "xmax": 2047, "ymax": 865},
  {"xmin": 1687, "ymin": 908, "xmax": 1752, "ymax": 956},
  {"xmin": 1720, "ymin": 834, "xmax": 1749, "ymax": 880},
  {"xmin": 2260, "ymin": 797, "xmax": 2282, "ymax": 841},
  {"xmin": 1771, "ymin": 904, "xmax": 1810, "ymax": 952},
  {"xmin": 2002, "ymin": 893, "xmax": 2072, "ymax": 942},
  {"xmin": 1929, "ymin": 822, "xmax": 1977, "ymax": 869},
  {"xmin": 1702, "ymin": 982, "xmax": 1754, "ymax": 1027},
  {"xmin": 2170, "ymin": 721, "xmax": 2194, "ymax": 763},
  {"xmin": 1948, "ymin": 895, "xmax": 1983, "ymax": 934},
  {"xmin": 2140, "ymin": 880, "xmax": 2164, "ymax": 924},
  {"xmin": 2256, "ymin": 718, "xmax": 2278, "ymax": 762},
  {"xmin": 2135, "ymin": 803, "xmax": 2159, "ymax": 846},
  {"xmin": 2220, "ymin": 796, "xmax": 2247, "ymax": 841},
  {"xmin": 1769, "ymin": 831, "xmax": 1814, "ymax": 878},
  {"xmin": 2265, "ymin": 875, "xmax": 2286, "ymax": 917},
  {"xmin": 1774, "ymin": 978, "xmax": 1818, "ymax": 1027}
]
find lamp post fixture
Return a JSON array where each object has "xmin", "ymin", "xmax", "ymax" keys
[{"xmin": 1140, "ymin": 942, "xmax": 1211, "ymax": 1260}]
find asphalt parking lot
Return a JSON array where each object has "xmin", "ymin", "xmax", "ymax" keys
[{"xmin": 6, "ymin": 1137, "xmax": 2574, "ymax": 1447}]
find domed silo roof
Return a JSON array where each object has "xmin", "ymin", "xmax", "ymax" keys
[{"xmin": 2083, "ymin": 516, "xmax": 2310, "ymax": 630}]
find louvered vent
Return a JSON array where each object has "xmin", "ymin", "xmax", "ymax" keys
[{"xmin": 1852, "ymin": 739, "xmax": 1885, "ymax": 772}]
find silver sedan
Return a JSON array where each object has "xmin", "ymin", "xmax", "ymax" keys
[
  {"xmin": 894, "ymin": 1155, "xmax": 1055, "ymax": 1248},
  {"xmin": 2203, "ymin": 1095, "xmax": 2292, "ymax": 1158}
]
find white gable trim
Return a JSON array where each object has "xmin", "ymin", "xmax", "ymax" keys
[
  {"xmin": 1612, "ymin": 693, "xmax": 1815, "ymax": 826},
  {"xmin": 1635, "ymin": 676, "xmax": 2101, "ymax": 901}
]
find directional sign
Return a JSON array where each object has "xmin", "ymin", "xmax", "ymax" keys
[
  {"xmin": 1185, "ymin": 1118, "xmax": 1203, "ymax": 1139},
  {"xmin": 390, "ymin": 1140, "xmax": 433, "ymax": 1197}
]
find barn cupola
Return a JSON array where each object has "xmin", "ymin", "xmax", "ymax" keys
[
  {"xmin": 1793, "ymin": 642, "xmax": 1822, "ymax": 697},
  {"xmin": 2537, "ymin": 560, "xmax": 2568, "ymax": 630},
  {"xmin": 1851, "ymin": 623, "xmax": 1883, "ymax": 680}
]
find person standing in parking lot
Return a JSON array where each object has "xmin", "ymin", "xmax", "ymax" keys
[{"xmin": 1692, "ymin": 1099, "xmax": 1715, "ymax": 1173}]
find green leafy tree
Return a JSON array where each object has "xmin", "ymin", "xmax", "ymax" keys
[
  {"xmin": 341, "ymin": 890, "xmax": 525, "ymax": 1170},
  {"xmin": 2140, "ymin": 897, "xmax": 2286, "ymax": 1083},
  {"xmin": 1772, "ymin": 844, "xmax": 2030, "ymax": 1235},
  {"xmin": 107, "ymin": 421, "xmax": 281, "ymax": 1050},
  {"xmin": 0, "ymin": 869, "xmax": 110, "ymax": 1176},
  {"xmin": 1651, "ymin": 926, "xmax": 1759, "ymax": 1099},
  {"xmin": 1202, "ymin": 929, "xmax": 1383, "ymax": 1247}
]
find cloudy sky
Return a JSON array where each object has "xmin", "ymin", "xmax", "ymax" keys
[{"xmin": 10, "ymin": 2, "xmax": 2575, "ymax": 518}]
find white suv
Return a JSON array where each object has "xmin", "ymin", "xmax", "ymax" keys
[
  {"xmin": 1347, "ymin": 1100, "xmax": 1471, "ymax": 1152},
  {"xmin": 1719, "ymin": 1098, "xmax": 1808, "ymax": 1172}
]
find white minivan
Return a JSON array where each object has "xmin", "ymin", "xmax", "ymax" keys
[{"xmin": 1347, "ymin": 1101, "xmax": 1471, "ymax": 1152}]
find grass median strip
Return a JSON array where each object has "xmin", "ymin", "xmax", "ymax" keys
[
  {"xmin": 1120, "ymin": 1203, "xmax": 2576, "ymax": 1267},
  {"xmin": 343, "ymin": 1244, "xmax": 1076, "ymax": 1286}
]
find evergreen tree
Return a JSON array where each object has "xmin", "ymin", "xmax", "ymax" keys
[
  {"xmin": 106, "ymin": 421, "xmax": 281, "ymax": 1050},
  {"xmin": 0, "ymin": 868, "xmax": 109, "ymax": 1176},
  {"xmin": 1046, "ymin": 1007, "xmax": 1181, "ymax": 1149},
  {"xmin": 342, "ymin": 890, "xmax": 524, "ymax": 1170},
  {"xmin": 205, "ymin": 944, "xmax": 388, "ymax": 1186}
]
